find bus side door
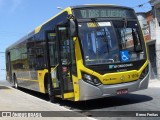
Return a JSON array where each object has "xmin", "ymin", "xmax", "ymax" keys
[{"xmin": 56, "ymin": 25, "xmax": 74, "ymax": 99}]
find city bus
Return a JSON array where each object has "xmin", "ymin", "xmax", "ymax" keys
[{"xmin": 5, "ymin": 5, "xmax": 150, "ymax": 102}]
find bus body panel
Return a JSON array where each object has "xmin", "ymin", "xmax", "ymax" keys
[
  {"xmin": 79, "ymin": 71, "xmax": 149, "ymax": 100},
  {"xmin": 38, "ymin": 69, "xmax": 48, "ymax": 93},
  {"xmin": 78, "ymin": 60, "xmax": 149, "ymax": 101}
]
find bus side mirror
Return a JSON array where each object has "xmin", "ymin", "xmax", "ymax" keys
[{"xmin": 69, "ymin": 19, "xmax": 77, "ymax": 37}]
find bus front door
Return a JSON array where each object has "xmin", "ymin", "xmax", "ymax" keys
[{"xmin": 56, "ymin": 25, "xmax": 74, "ymax": 99}]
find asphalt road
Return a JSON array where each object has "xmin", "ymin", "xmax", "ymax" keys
[{"xmin": 0, "ymin": 79, "xmax": 160, "ymax": 120}]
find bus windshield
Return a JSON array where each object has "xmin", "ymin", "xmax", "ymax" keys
[{"xmin": 78, "ymin": 20, "xmax": 145, "ymax": 65}]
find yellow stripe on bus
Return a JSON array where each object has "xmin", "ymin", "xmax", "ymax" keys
[{"xmin": 17, "ymin": 78, "xmax": 39, "ymax": 82}]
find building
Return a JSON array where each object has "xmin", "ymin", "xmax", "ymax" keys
[
  {"xmin": 150, "ymin": 0, "xmax": 160, "ymax": 79},
  {"xmin": 137, "ymin": 0, "xmax": 160, "ymax": 79},
  {"xmin": 137, "ymin": 11, "xmax": 157, "ymax": 79}
]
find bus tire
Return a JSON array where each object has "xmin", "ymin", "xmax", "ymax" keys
[
  {"xmin": 47, "ymin": 82, "xmax": 57, "ymax": 103},
  {"xmin": 45, "ymin": 74, "xmax": 57, "ymax": 103},
  {"xmin": 13, "ymin": 74, "xmax": 18, "ymax": 89}
]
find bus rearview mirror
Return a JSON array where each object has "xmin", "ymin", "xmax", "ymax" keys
[{"xmin": 69, "ymin": 20, "xmax": 77, "ymax": 37}]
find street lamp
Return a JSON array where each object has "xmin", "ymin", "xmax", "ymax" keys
[{"xmin": 57, "ymin": 7, "xmax": 63, "ymax": 10}]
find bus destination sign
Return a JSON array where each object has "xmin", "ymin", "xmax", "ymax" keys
[{"xmin": 73, "ymin": 8, "xmax": 135, "ymax": 19}]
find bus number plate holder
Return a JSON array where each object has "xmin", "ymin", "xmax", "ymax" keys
[{"xmin": 116, "ymin": 89, "xmax": 128, "ymax": 95}]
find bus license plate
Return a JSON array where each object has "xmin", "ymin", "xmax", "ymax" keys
[{"xmin": 117, "ymin": 89, "xmax": 128, "ymax": 95}]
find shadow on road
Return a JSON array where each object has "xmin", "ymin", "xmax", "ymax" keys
[
  {"xmin": 58, "ymin": 94, "xmax": 153, "ymax": 111},
  {"xmin": 16, "ymin": 87, "xmax": 50, "ymax": 101},
  {"xmin": 15, "ymin": 86, "xmax": 153, "ymax": 111}
]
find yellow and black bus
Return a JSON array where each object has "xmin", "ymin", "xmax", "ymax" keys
[{"xmin": 6, "ymin": 5, "xmax": 149, "ymax": 102}]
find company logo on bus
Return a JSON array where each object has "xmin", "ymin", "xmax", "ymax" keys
[{"xmin": 109, "ymin": 63, "xmax": 133, "ymax": 69}]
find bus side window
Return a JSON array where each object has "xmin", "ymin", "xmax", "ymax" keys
[
  {"xmin": 59, "ymin": 28, "xmax": 70, "ymax": 65},
  {"xmin": 48, "ymin": 31, "xmax": 58, "ymax": 66},
  {"xmin": 36, "ymin": 33, "xmax": 47, "ymax": 69},
  {"xmin": 27, "ymin": 37, "xmax": 37, "ymax": 70}
]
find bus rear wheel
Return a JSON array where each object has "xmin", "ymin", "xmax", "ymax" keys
[{"xmin": 13, "ymin": 75, "xmax": 18, "ymax": 89}]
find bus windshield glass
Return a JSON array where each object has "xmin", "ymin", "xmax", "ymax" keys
[{"xmin": 78, "ymin": 21, "xmax": 145, "ymax": 65}]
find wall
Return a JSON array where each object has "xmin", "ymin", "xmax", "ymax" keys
[
  {"xmin": 150, "ymin": 0, "xmax": 160, "ymax": 79},
  {"xmin": 137, "ymin": 11, "xmax": 157, "ymax": 79},
  {"xmin": 0, "ymin": 53, "xmax": 6, "ymax": 81}
]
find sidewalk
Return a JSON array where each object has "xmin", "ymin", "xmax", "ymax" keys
[
  {"xmin": 0, "ymin": 80, "xmax": 92, "ymax": 120},
  {"xmin": 148, "ymin": 79, "xmax": 160, "ymax": 88}
]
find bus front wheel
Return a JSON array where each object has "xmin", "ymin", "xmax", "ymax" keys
[{"xmin": 47, "ymin": 82, "xmax": 56, "ymax": 103}]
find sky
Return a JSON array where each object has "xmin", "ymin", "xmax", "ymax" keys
[{"xmin": 0, "ymin": 0, "xmax": 152, "ymax": 80}]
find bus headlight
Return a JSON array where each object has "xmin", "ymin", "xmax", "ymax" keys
[
  {"xmin": 82, "ymin": 72, "xmax": 102, "ymax": 86},
  {"xmin": 139, "ymin": 65, "xmax": 149, "ymax": 80}
]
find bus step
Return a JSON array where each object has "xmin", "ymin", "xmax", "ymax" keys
[{"xmin": 53, "ymin": 88, "xmax": 61, "ymax": 95}]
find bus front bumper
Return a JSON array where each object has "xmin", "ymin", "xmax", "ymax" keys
[{"xmin": 79, "ymin": 72, "xmax": 149, "ymax": 101}]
